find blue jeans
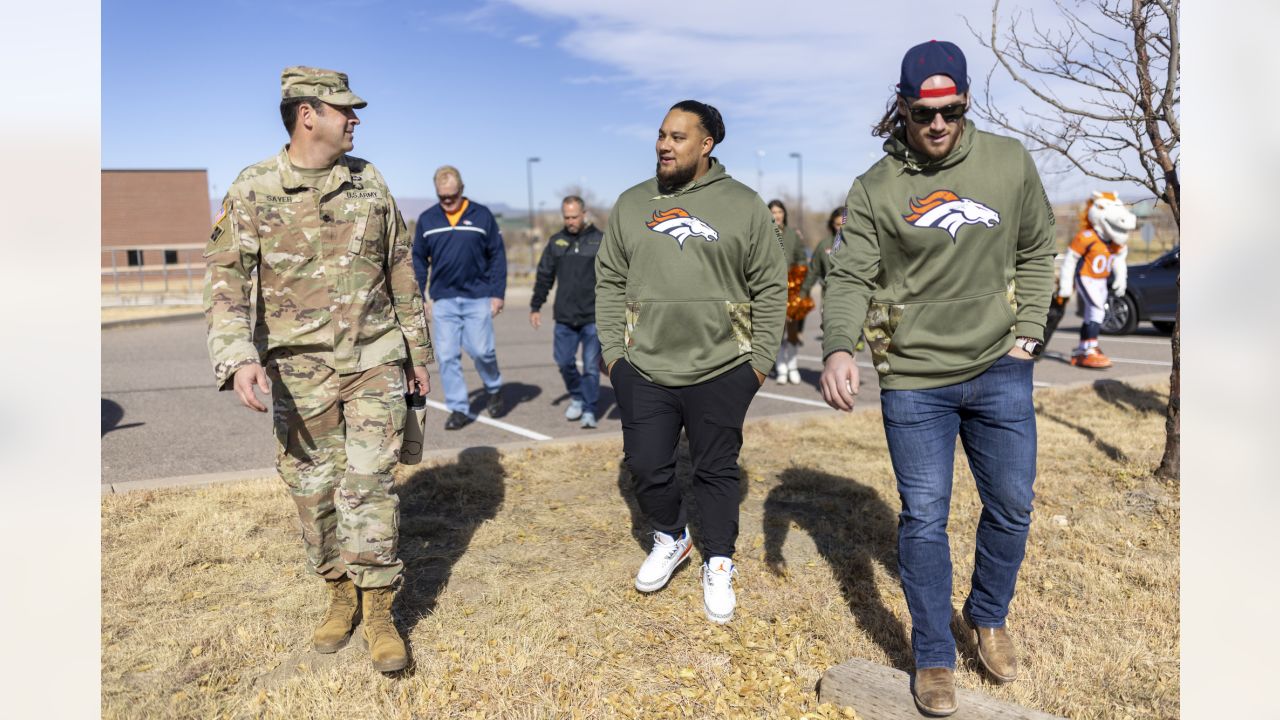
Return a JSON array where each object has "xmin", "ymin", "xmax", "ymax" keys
[
  {"xmin": 431, "ymin": 296, "xmax": 502, "ymax": 415},
  {"xmin": 553, "ymin": 322, "xmax": 600, "ymax": 414},
  {"xmin": 879, "ymin": 354, "xmax": 1037, "ymax": 670}
]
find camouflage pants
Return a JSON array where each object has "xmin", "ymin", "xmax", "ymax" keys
[{"xmin": 268, "ymin": 357, "xmax": 407, "ymax": 588}]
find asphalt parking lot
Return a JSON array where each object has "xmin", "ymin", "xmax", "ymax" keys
[{"xmin": 101, "ymin": 287, "xmax": 1173, "ymax": 485}]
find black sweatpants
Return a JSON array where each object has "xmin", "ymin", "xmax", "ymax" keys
[{"xmin": 610, "ymin": 359, "xmax": 761, "ymax": 558}]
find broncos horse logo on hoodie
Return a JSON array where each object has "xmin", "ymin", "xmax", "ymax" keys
[
  {"xmin": 902, "ymin": 190, "xmax": 1000, "ymax": 241},
  {"xmin": 646, "ymin": 208, "xmax": 720, "ymax": 249}
]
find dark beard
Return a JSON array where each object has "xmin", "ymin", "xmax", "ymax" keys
[{"xmin": 656, "ymin": 159, "xmax": 697, "ymax": 194}]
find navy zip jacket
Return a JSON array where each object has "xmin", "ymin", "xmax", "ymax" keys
[
  {"xmin": 412, "ymin": 200, "xmax": 507, "ymax": 301},
  {"xmin": 530, "ymin": 223, "xmax": 603, "ymax": 328}
]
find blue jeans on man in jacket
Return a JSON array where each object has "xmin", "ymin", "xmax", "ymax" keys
[
  {"xmin": 432, "ymin": 296, "xmax": 502, "ymax": 416},
  {"xmin": 553, "ymin": 322, "xmax": 600, "ymax": 415},
  {"xmin": 879, "ymin": 353, "xmax": 1037, "ymax": 670}
]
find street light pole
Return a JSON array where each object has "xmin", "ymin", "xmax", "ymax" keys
[
  {"xmin": 789, "ymin": 151, "xmax": 803, "ymax": 236},
  {"xmin": 526, "ymin": 156, "xmax": 541, "ymax": 233}
]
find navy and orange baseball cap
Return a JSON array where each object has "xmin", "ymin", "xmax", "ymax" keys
[{"xmin": 898, "ymin": 40, "xmax": 969, "ymax": 98}]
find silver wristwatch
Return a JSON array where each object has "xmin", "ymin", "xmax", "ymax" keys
[{"xmin": 1014, "ymin": 336, "xmax": 1044, "ymax": 358}]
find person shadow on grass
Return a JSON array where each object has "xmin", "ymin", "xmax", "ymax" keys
[
  {"xmin": 257, "ymin": 447, "xmax": 506, "ymax": 682},
  {"xmin": 394, "ymin": 446, "xmax": 506, "ymax": 665},
  {"xmin": 762, "ymin": 468, "xmax": 912, "ymax": 670},
  {"xmin": 614, "ymin": 432, "xmax": 751, "ymax": 568}
]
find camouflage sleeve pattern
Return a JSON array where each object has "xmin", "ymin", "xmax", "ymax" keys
[
  {"xmin": 203, "ymin": 190, "xmax": 262, "ymax": 391},
  {"xmin": 384, "ymin": 191, "xmax": 433, "ymax": 366}
]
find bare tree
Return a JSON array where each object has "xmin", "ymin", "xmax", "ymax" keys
[{"xmin": 968, "ymin": 0, "xmax": 1180, "ymax": 481}]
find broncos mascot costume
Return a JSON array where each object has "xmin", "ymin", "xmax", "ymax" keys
[{"xmin": 1044, "ymin": 191, "xmax": 1137, "ymax": 368}]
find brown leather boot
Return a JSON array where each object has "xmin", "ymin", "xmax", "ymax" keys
[
  {"xmin": 361, "ymin": 586, "xmax": 408, "ymax": 672},
  {"xmin": 912, "ymin": 667, "xmax": 957, "ymax": 716},
  {"xmin": 312, "ymin": 577, "xmax": 359, "ymax": 653},
  {"xmin": 963, "ymin": 607, "xmax": 1018, "ymax": 683}
]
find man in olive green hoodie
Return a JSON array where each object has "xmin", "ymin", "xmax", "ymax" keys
[
  {"xmin": 819, "ymin": 41, "xmax": 1054, "ymax": 716},
  {"xmin": 596, "ymin": 100, "xmax": 786, "ymax": 625}
]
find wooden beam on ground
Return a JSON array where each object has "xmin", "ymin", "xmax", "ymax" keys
[{"xmin": 818, "ymin": 658, "xmax": 1065, "ymax": 719}]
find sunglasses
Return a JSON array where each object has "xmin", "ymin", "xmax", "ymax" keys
[
  {"xmin": 437, "ymin": 191, "xmax": 462, "ymax": 203},
  {"xmin": 907, "ymin": 102, "xmax": 967, "ymax": 124}
]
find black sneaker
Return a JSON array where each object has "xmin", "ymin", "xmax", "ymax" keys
[
  {"xmin": 485, "ymin": 391, "xmax": 504, "ymax": 418},
  {"xmin": 444, "ymin": 411, "xmax": 472, "ymax": 430}
]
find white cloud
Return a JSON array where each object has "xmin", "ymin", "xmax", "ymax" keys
[
  {"xmin": 494, "ymin": 0, "xmax": 1153, "ymax": 203},
  {"xmin": 563, "ymin": 74, "xmax": 627, "ymax": 85},
  {"xmin": 602, "ymin": 123, "xmax": 656, "ymax": 141},
  {"xmin": 515, "ymin": 33, "xmax": 541, "ymax": 48}
]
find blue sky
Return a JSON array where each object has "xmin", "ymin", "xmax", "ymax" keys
[{"xmin": 103, "ymin": 0, "xmax": 1124, "ymax": 217}]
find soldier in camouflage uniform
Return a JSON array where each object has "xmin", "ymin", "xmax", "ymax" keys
[{"xmin": 203, "ymin": 66, "xmax": 431, "ymax": 673}]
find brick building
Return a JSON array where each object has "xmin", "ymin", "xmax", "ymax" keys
[{"xmin": 101, "ymin": 169, "xmax": 210, "ymax": 294}]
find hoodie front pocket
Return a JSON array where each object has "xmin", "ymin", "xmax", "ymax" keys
[
  {"xmin": 867, "ymin": 290, "xmax": 1017, "ymax": 376},
  {"xmin": 624, "ymin": 299, "xmax": 738, "ymax": 376}
]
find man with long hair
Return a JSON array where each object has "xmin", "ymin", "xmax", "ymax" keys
[{"xmin": 820, "ymin": 41, "xmax": 1055, "ymax": 715}]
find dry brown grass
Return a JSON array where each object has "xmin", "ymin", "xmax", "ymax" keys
[{"xmin": 102, "ymin": 379, "xmax": 1178, "ymax": 719}]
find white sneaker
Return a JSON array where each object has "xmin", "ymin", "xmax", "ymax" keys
[
  {"xmin": 635, "ymin": 528, "xmax": 692, "ymax": 593},
  {"xmin": 701, "ymin": 556, "xmax": 737, "ymax": 624},
  {"xmin": 774, "ymin": 371, "xmax": 788, "ymax": 385},
  {"xmin": 787, "ymin": 368, "xmax": 801, "ymax": 385},
  {"xmin": 564, "ymin": 399, "xmax": 584, "ymax": 421},
  {"xmin": 580, "ymin": 411, "xmax": 597, "ymax": 429}
]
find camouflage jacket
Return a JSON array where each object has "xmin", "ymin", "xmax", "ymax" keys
[{"xmin": 204, "ymin": 147, "xmax": 432, "ymax": 391}]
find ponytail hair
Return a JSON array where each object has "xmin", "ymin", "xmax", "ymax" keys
[{"xmin": 669, "ymin": 100, "xmax": 726, "ymax": 147}]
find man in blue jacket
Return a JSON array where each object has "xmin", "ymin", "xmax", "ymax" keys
[{"xmin": 412, "ymin": 166, "xmax": 507, "ymax": 430}]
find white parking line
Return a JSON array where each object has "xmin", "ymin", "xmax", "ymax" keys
[
  {"xmin": 756, "ymin": 391, "xmax": 833, "ymax": 409},
  {"xmin": 1106, "ymin": 357, "xmax": 1173, "ymax": 366},
  {"xmin": 424, "ymin": 400, "xmax": 552, "ymax": 441},
  {"xmin": 1096, "ymin": 336, "xmax": 1173, "ymax": 346}
]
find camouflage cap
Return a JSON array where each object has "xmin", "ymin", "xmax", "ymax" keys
[{"xmin": 280, "ymin": 66, "xmax": 367, "ymax": 109}]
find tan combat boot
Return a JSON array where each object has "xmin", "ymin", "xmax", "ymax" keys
[
  {"xmin": 361, "ymin": 586, "xmax": 408, "ymax": 672},
  {"xmin": 312, "ymin": 577, "xmax": 359, "ymax": 653}
]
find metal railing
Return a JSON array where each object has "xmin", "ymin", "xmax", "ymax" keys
[{"xmin": 102, "ymin": 243, "xmax": 206, "ymax": 301}]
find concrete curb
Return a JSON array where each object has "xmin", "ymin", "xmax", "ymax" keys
[
  {"xmin": 102, "ymin": 311, "xmax": 204, "ymax": 329},
  {"xmin": 100, "ymin": 286, "xmax": 540, "ymax": 329},
  {"xmin": 102, "ymin": 372, "xmax": 1172, "ymax": 495},
  {"xmin": 103, "ymin": 428, "xmax": 628, "ymax": 495}
]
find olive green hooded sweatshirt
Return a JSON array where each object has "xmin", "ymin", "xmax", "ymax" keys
[
  {"xmin": 821, "ymin": 120, "xmax": 1056, "ymax": 390},
  {"xmin": 596, "ymin": 159, "xmax": 787, "ymax": 386}
]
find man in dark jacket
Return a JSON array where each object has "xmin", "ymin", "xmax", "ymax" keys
[{"xmin": 530, "ymin": 196, "xmax": 604, "ymax": 428}]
